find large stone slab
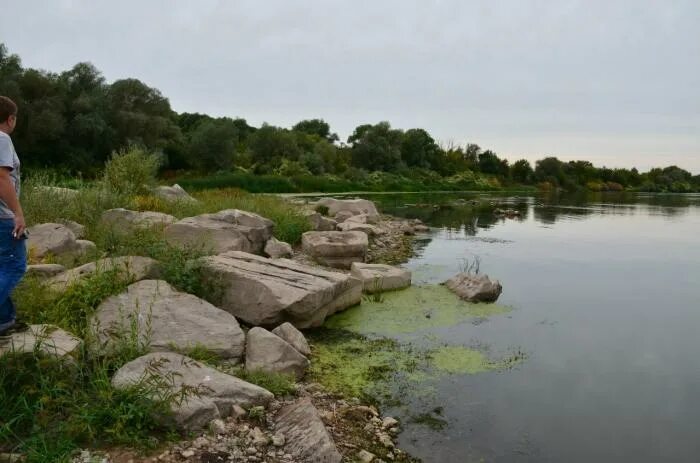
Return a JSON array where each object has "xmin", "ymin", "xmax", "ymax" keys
[
  {"xmin": 274, "ymin": 398, "xmax": 342, "ymax": 463},
  {"xmin": 27, "ymin": 223, "xmax": 80, "ymax": 259},
  {"xmin": 101, "ymin": 208, "xmax": 177, "ymax": 230},
  {"xmin": 350, "ymin": 263, "xmax": 411, "ymax": 293},
  {"xmin": 302, "ymin": 231, "xmax": 368, "ymax": 269},
  {"xmin": 112, "ymin": 352, "xmax": 274, "ymax": 430},
  {"xmin": 165, "ymin": 209, "xmax": 274, "ymax": 255},
  {"xmin": 317, "ymin": 198, "xmax": 379, "ymax": 219},
  {"xmin": 444, "ymin": 273, "xmax": 503, "ymax": 302},
  {"xmin": 0, "ymin": 324, "xmax": 81, "ymax": 359},
  {"xmin": 200, "ymin": 251, "xmax": 362, "ymax": 328},
  {"xmin": 92, "ymin": 280, "xmax": 245, "ymax": 359},
  {"xmin": 245, "ymin": 327, "xmax": 309, "ymax": 380},
  {"xmin": 47, "ymin": 256, "xmax": 161, "ymax": 290}
]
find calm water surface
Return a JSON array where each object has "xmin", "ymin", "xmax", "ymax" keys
[{"xmin": 361, "ymin": 193, "xmax": 700, "ymax": 463}]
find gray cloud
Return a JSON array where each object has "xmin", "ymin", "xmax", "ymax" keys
[{"xmin": 2, "ymin": 0, "xmax": 698, "ymax": 171}]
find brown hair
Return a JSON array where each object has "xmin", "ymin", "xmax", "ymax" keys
[{"xmin": 0, "ymin": 96, "xmax": 18, "ymax": 123}]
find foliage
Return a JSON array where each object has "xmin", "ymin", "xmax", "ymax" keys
[
  {"xmin": 101, "ymin": 145, "xmax": 161, "ymax": 196},
  {"xmin": 1, "ymin": 42, "xmax": 697, "ymax": 193}
]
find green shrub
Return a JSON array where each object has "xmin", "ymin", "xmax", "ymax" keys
[{"xmin": 102, "ymin": 146, "xmax": 161, "ymax": 196}]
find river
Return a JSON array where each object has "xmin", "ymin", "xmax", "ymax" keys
[{"xmin": 326, "ymin": 192, "xmax": 700, "ymax": 463}]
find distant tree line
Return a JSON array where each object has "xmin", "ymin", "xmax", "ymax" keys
[{"xmin": 1, "ymin": 43, "xmax": 698, "ymax": 193}]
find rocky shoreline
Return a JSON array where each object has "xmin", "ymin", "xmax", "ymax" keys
[{"xmin": 2, "ymin": 191, "xmax": 427, "ymax": 463}]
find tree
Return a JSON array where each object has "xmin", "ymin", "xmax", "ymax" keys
[
  {"xmin": 106, "ymin": 78, "xmax": 181, "ymax": 151},
  {"xmin": 401, "ymin": 128, "xmax": 441, "ymax": 169},
  {"xmin": 348, "ymin": 122, "xmax": 403, "ymax": 172},
  {"xmin": 510, "ymin": 159, "xmax": 534, "ymax": 183},
  {"xmin": 535, "ymin": 157, "xmax": 565, "ymax": 185},
  {"xmin": 292, "ymin": 118, "xmax": 338, "ymax": 143},
  {"xmin": 186, "ymin": 119, "xmax": 239, "ymax": 171},
  {"xmin": 248, "ymin": 124, "xmax": 301, "ymax": 173},
  {"xmin": 478, "ymin": 150, "xmax": 509, "ymax": 176}
]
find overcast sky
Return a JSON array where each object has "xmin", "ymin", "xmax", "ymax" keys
[{"xmin": 2, "ymin": 0, "xmax": 698, "ymax": 172}]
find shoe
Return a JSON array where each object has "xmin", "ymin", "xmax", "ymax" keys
[
  {"xmin": 0, "ymin": 320, "xmax": 28, "ymax": 336},
  {"xmin": 0, "ymin": 319, "xmax": 16, "ymax": 336}
]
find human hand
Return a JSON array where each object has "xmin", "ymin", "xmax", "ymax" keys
[{"xmin": 12, "ymin": 213, "xmax": 25, "ymax": 239}]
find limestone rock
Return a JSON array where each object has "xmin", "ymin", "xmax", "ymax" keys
[
  {"xmin": 47, "ymin": 256, "xmax": 161, "ymax": 290},
  {"xmin": 301, "ymin": 231, "xmax": 368, "ymax": 269},
  {"xmin": 27, "ymin": 223, "xmax": 79, "ymax": 259},
  {"xmin": 245, "ymin": 327, "xmax": 309, "ymax": 380},
  {"xmin": 153, "ymin": 184, "xmax": 197, "ymax": 202},
  {"xmin": 336, "ymin": 221, "xmax": 384, "ymax": 236},
  {"xmin": 274, "ymin": 398, "xmax": 342, "ymax": 463},
  {"xmin": 444, "ymin": 273, "xmax": 503, "ymax": 302},
  {"xmin": 75, "ymin": 239, "xmax": 96, "ymax": 255},
  {"xmin": 101, "ymin": 208, "xmax": 177, "ymax": 230},
  {"xmin": 165, "ymin": 209, "xmax": 274, "ymax": 255},
  {"xmin": 272, "ymin": 322, "xmax": 311, "ymax": 356},
  {"xmin": 112, "ymin": 352, "xmax": 274, "ymax": 430},
  {"xmin": 59, "ymin": 219, "xmax": 85, "ymax": 238},
  {"xmin": 92, "ymin": 280, "xmax": 245, "ymax": 359},
  {"xmin": 26, "ymin": 263, "xmax": 65, "ymax": 279},
  {"xmin": 317, "ymin": 198, "xmax": 379, "ymax": 219},
  {"xmin": 305, "ymin": 211, "xmax": 338, "ymax": 231},
  {"xmin": 350, "ymin": 263, "xmax": 411, "ymax": 293},
  {"xmin": 333, "ymin": 210, "xmax": 355, "ymax": 223},
  {"xmin": 264, "ymin": 237, "xmax": 293, "ymax": 259},
  {"xmin": 200, "ymin": 251, "xmax": 362, "ymax": 328},
  {"xmin": 346, "ymin": 213, "xmax": 379, "ymax": 225},
  {"xmin": 0, "ymin": 324, "xmax": 81, "ymax": 359}
]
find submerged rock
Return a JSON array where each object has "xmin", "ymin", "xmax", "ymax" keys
[
  {"xmin": 200, "ymin": 251, "xmax": 362, "ymax": 328},
  {"xmin": 350, "ymin": 263, "xmax": 411, "ymax": 293},
  {"xmin": 245, "ymin": 327, "xmax": 310, "ymax": 380},
  {"xmin": 274, "ymin": 398, "xmax": 342, "ymax": 463},
  {"xmin": 112, "ymin": 352, "xmax": 273, "ymax": 430},
  {"xmin": 301, "ymin": 230, "xmax": 368, "ymax": 269},
  {"xmin": 444, "ymin": 273, "xmax": 502, "ymax": 302},
  {"xmin": 91, "ymin": 280, "xmax": 245, "ymax": 359},
  {"xmin": 165, "ymin": 209, "xmax": 274, "ymax": 255}
]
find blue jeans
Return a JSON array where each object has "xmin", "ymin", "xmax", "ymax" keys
[{"xmin": 0, "ymin": 219, "xmax": 26, "ymax": 325}]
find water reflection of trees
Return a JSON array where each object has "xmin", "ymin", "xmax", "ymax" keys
[{"xmin": 372, "ymin": 192, "xmax": 697, "ymax": 232}]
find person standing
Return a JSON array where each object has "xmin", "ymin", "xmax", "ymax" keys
[{"xmin": 0, "ymin": 96, "xmax": 26, "ymax": 335}]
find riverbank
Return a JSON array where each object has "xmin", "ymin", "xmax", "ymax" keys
[{"xmin": 1, "ymin": 155, "xmax": 431, "ymax": 462}]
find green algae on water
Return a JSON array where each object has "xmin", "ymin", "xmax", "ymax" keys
[
  {"xmin": 306, "ymin": 328, "xmax": 431, "ymax": 404},
  {"xmin": 326, "ymin": 284, "xmax": 511, "ymax": 336},
  {"xmin": 430, "ymin": 345, "xmax": 527, "ymax": 375}
]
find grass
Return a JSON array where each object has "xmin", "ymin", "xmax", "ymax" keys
[
  {"xmin": 0, "ymin": 330, "xmax": 180, "ymax": 462},
  {"xmin": 174, "ymin": 170, "xmax": 508, "ymax": 194}
]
